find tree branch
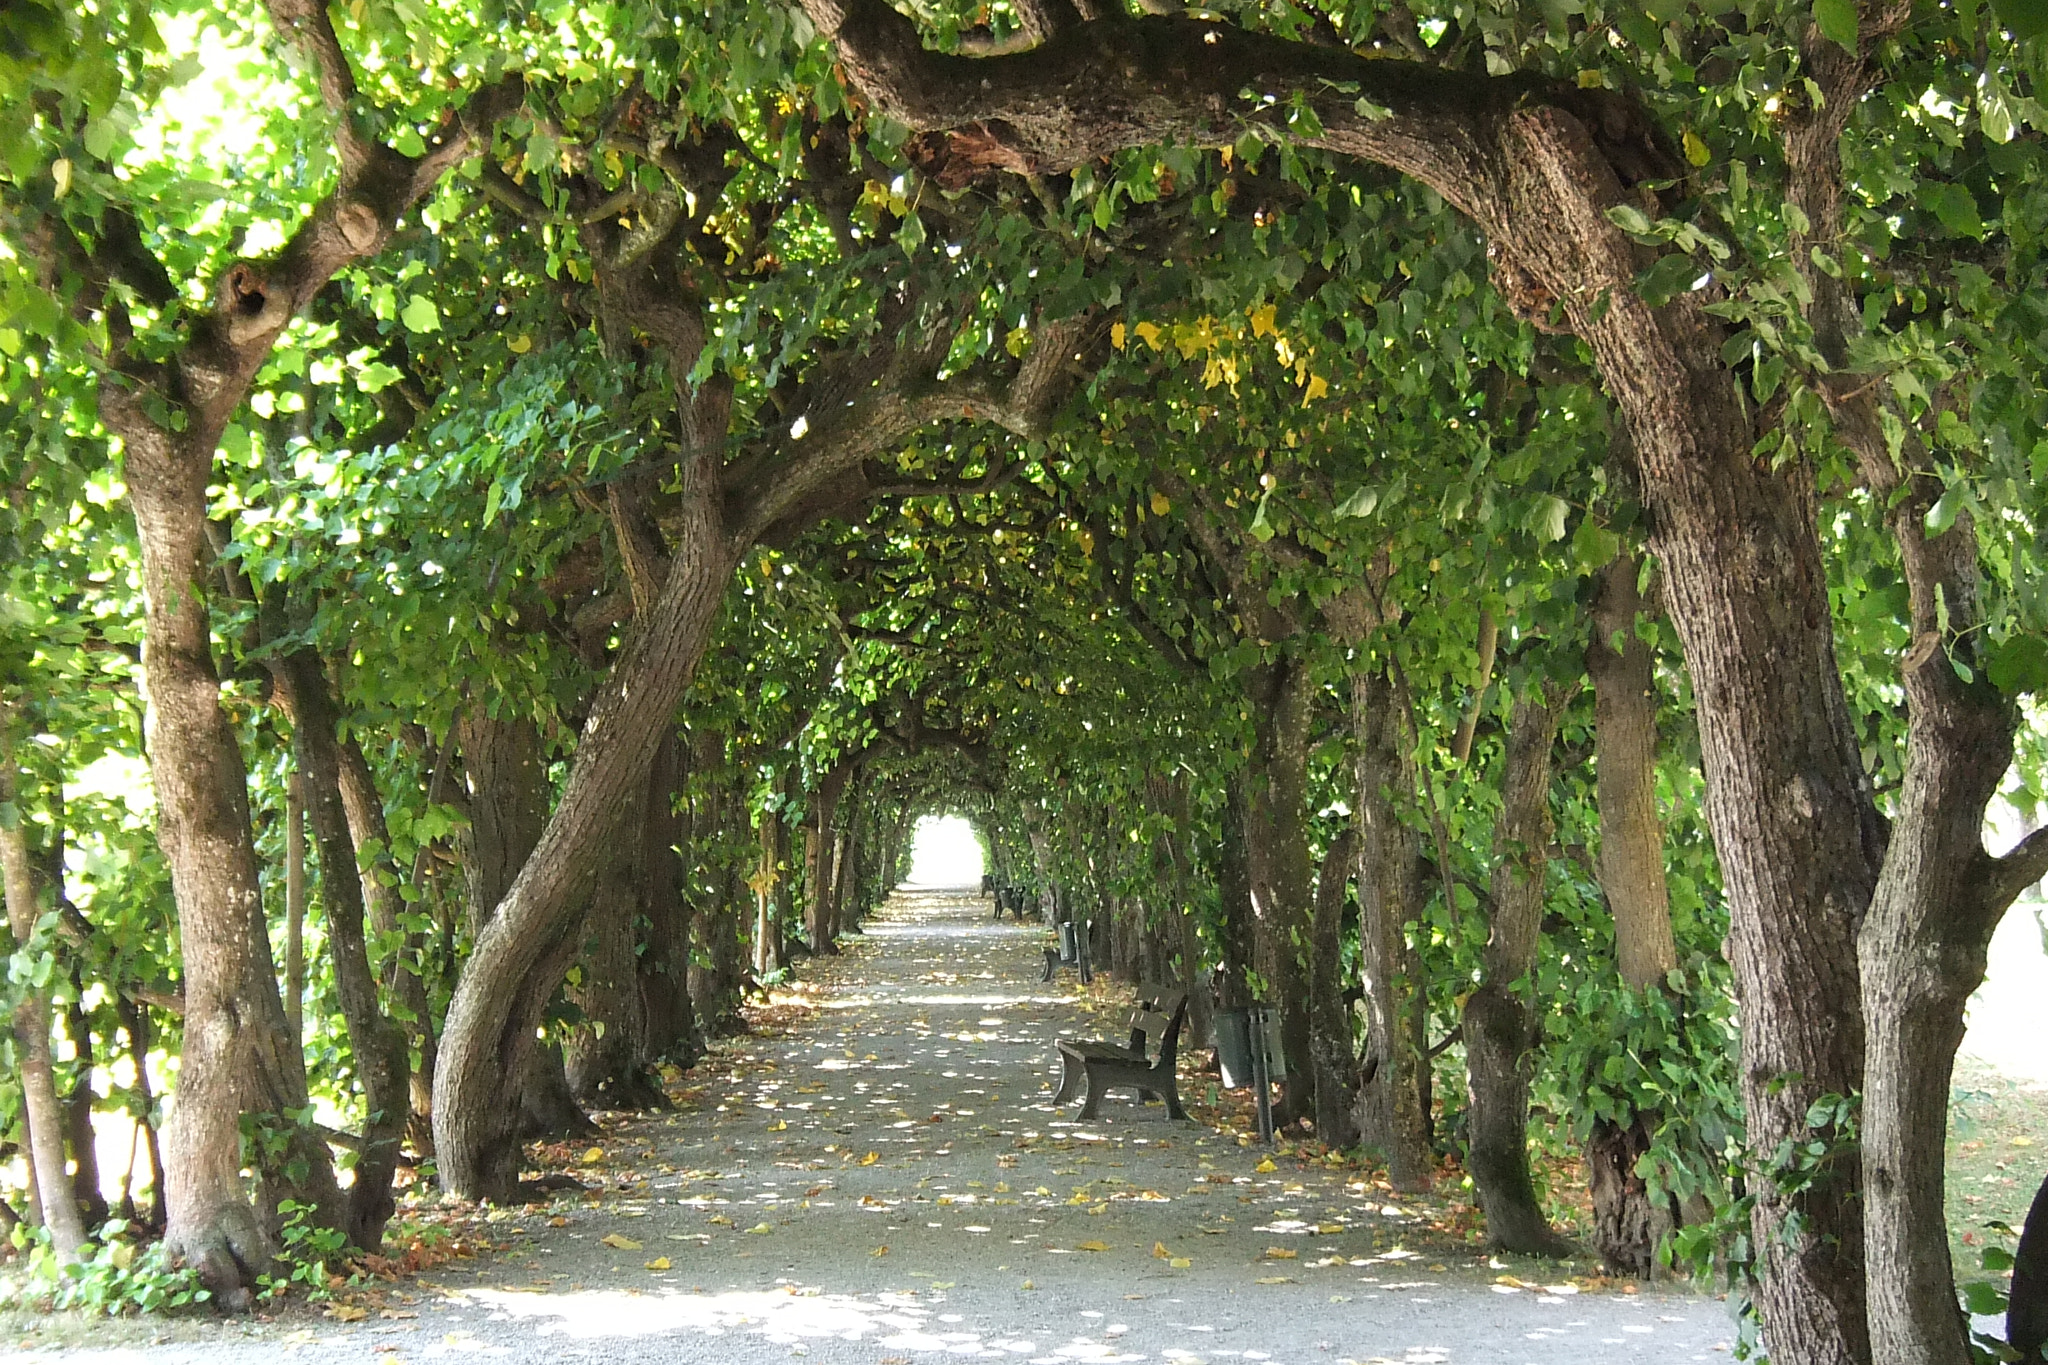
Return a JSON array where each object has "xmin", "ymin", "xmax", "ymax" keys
[{"xmin": 1989, "ymin": 826, "xmax": 2048, "ymax": 916}]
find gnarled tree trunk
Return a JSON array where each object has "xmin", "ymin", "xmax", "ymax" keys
[
  {"xmin": 639, "ymin": 732, "xmax": 703, "ymax": 1068},
  {"xmin": 1462, "ymin": 687, "xmax": 1574, "ymax": 1258},
  {"xmin": 1239, "ymin": 658, "xmax": 1318, "ymax": 1130},
  {"xmin": 564, "ymin": 765, "xmax": 664, "ymax": 1110},
  {"xmin": 1348, "ymin": 667, "xmax": 1434, "ymax": 1193},
  {"xmin": 270, "ymin": 653, "xmax": 410, "ymax": 1250}
]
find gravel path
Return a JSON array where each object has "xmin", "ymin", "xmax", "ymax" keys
[{"xmin": 13, "ymin": 886, "xmax": 1737, "ymax": 1364}]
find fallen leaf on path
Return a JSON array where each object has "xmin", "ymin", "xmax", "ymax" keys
[
  {"xmin": 599, "ymin": 1234, "xmax": 642, "ymax": 1250},
  {"xmin": 581, "ymin": 1148, "xmax": 606, "ymax": 1164},
  {"xmin": 1152, "ymin": 1242, "xmax": 1170, "ymax": 1259},
  {"xmin": 1254, "ymin": 1276, "xmax": 1292, "ymax": 1285},
  {"xmin": 861, "ymin": 1152, "xmax": 880, "ymax": 1166},
  {"xmin": 326, "ymin": 1304, "xmax": 369, "ymax": 1322},
  {"xmin": 1255, "ymin": 1159, "xmax": 1277, "ymax": 1173},
  {"xmin": 1264, "ymin": 1247, "xmax": 1298, "ymax": 1259},
  {"xmin": 1170, "ymin": 1258, "xmax": 1192, "ymax": 1269},
  {"xmin": 871, "ymin": 1245, "xmax": 889, "ymax": 1257},
  {"xmin": 1077, "ymin": 1240, "xmax": 1108, "ymax": 1252},
  {"xmin": 644, "ymin": 1258, "xmax": 671, "ymax": 1271},
  {"xmin": 746, "ymin": 1223, "xmax": 773, "ymax": 1234}
]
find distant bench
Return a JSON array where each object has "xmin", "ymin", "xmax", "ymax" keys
[{"xmin": 1052, "ymin": 988, "xmax": 1189, "ymax": 1121}]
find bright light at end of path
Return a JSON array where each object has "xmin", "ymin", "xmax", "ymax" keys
[{"xmin": 905, "ymin": 815, "xmax": 984, "ymax": 888}]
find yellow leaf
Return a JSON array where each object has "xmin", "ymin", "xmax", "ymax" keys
[
  {"xmin": 1255, "ymin": 1276, "xmax": 1291, "ymax": 1285},
  {"xmin": 1170, "ymin": 1257, "xmax": 1192, "ymax": 1269},
  {"xmin": 1111, "ymin": 321, "xmax": 1127, "ymax": 350},
  {"xmin": 1150, "ymin": 490, "xmax": 1171, "ymax": 517},
  {"xmin": 1077, "ymin": 1240, "xmax": 1109, "ymax": 1252},
  {"xmin": 1301, "ymin": 374, "xmax": 1329, "ymax": 405},
  {"xmin": 51, "ymin": 159, "xmax": 72, "ymax": 199},
  {"xmin": 325, "ymin": 1303, "xmax": 368, "ymax": 1322},
  {"xmin": 1248, "ymin": 303, "xmax": 1277, "ymax": 338},
  {"xmin": 1153, "ymin": 1241, "xmax": 1170, "ymax": 1259},
  {"xmin": 2014, "ymin": 1135, "xmax": 2036, "ymax": 1147},
  {"xmin": 1264, "ymin": 1247, "xmax": 1298, "ymax": 1260},
  {"xmin": 709, "ymin": 1215, "xmax": 733, "ymax": 1226},
  {"xmin": 1682, "ymin": 128, "xmax": 1710, "ymax": 167},
  {"xmin": 1577, "ymin": 69, "xmax": 1603, "ymax": 88},
  {"xmin": 582, "ymin": 1147, "xmax": 606, "ymax": 1164},
  {"xmin": 746, "ymin": 1223, "xmax": 773, "ymax": 1234},
  {"xmin": 644, "ymin": 1257, "xmax": 671, "ymax": 1271},
  {"xmin": 768, "ymin": 1120, "xmax": 788, "ymax": 1132},
  {"xmin": 1316, "ymin": 1223, "xmax": 1345, "ymax": 1234},
  {"xmin": 599, "ymin": 1233, "xmax": 642, "ymax": 1250},
  {"xmin": 1134, "ymin": 321, "xmax": 1164, "ymax": 350},
  {"xmin": 1021, "ymin": 1278, "xmax": 1036, "ymax": 1290},
  {"xmin": 509, "ymin": 334, "xmax": 533, "ymax": 354},
  {"xmin": 1256, "ymin": 1158, "xmax": 1277, "ymax": 1173},
  {"xmin": 861, "ymin": 1151, "xmax": 880, "ymax": 1166},
  {"xmin": 871, "ymin": 1245, "xmax": 890, "ymax": 1257}
]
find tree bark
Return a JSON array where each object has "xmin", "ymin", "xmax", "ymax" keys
[
  {"xmin": 1348, "ymin": 667, "xmax": 1434, "ymax": 1193},
  {"xmin": 119, "ymin": 410, "xmax": 344, "ymax": 1300},
  {"xmin": 564, "ymin": 766, "xmax": 664, "ymax": 1109},
  {"xmin": 1307, "ymin": 829, "xmax": 1360, "ymax": 1149},
  {"xmin": 1586, "ymin": 555, "xmax": 1677, "ymax": 991},
  {"xmin": 284, "ymin": 773, "xmax": 306, "ymax": 1049},
  {"xmin": 451, "ymin": 709, "xmax": 597, "ymax": 1150},
  {"xmin": 333, "ymin": 732, "xmax": 437, "ymax": 1139},
  {"xmin": 1857, "ymin": 504, "xmax": 2037, "ymax": 1365},
  {"xmin": 1239, "ymin": 658, "xmax": 1317, "ymax": 1129},
  {"xmin": 0, "ymin": 722, "xmax": 91, "ymax": 1259},
  {"xmin": 638, "ymin": 732, "xmax": 703, "ymax": 1068},
  {"xmin": 1462, "ymin": 687, "xmax": 1575, "ymax": 1258},
  {"xmin": 803, "ymin": 760, "xmax": 854, "ymax": 953},
  {"xmin": 2010, "ymin": 1171, "xmax": 2048, "ymax": 1360},
  {"xmin": 270, "ymin": 652, "xmax": 411, "ymax": 1251}
]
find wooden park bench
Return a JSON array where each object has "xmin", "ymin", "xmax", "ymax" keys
[{"xmin": 1052, "ymin": 988, "xmax": 1189, "ymax": 1121}]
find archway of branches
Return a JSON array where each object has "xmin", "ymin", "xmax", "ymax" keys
[{"xmin": 5, "ymin": 1, "xmax": 2048, "ymax": 1359}]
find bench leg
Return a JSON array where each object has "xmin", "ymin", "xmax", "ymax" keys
[
  {"xmin": 1040, "ymin": 948, "xmax": 1057, "ymax": 982},
  {"xmin": 1163, "ymin": 1081, "xmax": 1187, "ymax": 1121},
  {"xmin": 1053, "ymin": 1051, "xmax": 1084, "ymax": 1104},
  {"xmin": 1078, "ymin": 1072, "xmax": 1106, "ymax": 1121}
]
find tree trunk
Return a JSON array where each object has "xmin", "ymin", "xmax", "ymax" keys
[
  {"xmin": 1583, "ymin": 553, "xmax": 1683, "ymax": 1275},
  {"xmin": 1462, "ymin": 688, "xmax": 1575, "ymax": 1259},
  {"xmin": 1307, "ymin": 830, "xmax": 1360, "ymax": 1149},
  {"xmin": 271, "ymin": 653, "xmax": 411, "ymax": 1251},
  {"xmin": 113, "ymin": 414, "xmax": 346, "ymax": 1299},
  {"xmin": 1239, "ymin": 659, "xmax": 1317, "ymax": 1129},
  {"xmin": 334, "ymin": 732, "xmax": 438, "ymax": 1140},
  {"xmin": 284, "ymin": 773, "xmax": 306, "ymax": 1049},
  {"xmin": 564, "ymin": 767, "xmax": 663, "ymax": 1109},
  {"xmin": 1213, "ymin": 779, "xmax": 1256, "ymax": 1013},
  {"xmin": 1587, "ymin": 1113, "xmax": 1669, "ymax": 1278},
  {"xmin": 1587, "ymin": 555, "xmax": 1678, "ymax": 991},
  {"xmin": 59, "ymin": 994, "xmax": 110, "ymax": 1233},
  {"xmin": 2009, "ymin": 1172, "xmax": 2048, "ymax": 1360},
  {"xmin": 1858, "ymin": 514, "xmax": 2025, "ymax": 1365},
  {"xmin": 804, "ymin": 761, "xmax": 853, "ymax": 952},
  {"xmin": 0, "ymin": 724, "xmax": 91, "ymax": 1260},
  {"xmin": 638, "ymin": 732, "xmax": 702, "ymax": 1068},
  {"xmin": 1349, "ymin": 667, "xmax": 1435, "ymax": 1193}
]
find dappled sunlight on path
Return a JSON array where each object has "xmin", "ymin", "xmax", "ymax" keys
[{"xmin": 15, "ymin": 888, "xmax": 1732, "ymax": 1365}]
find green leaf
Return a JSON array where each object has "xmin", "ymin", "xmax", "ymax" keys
[
  {"xmin": 400, "ymin": 295, "xmax": 440, "ymax": 333},
  {"xmin": 1924, "ymin": 488, "xmax": 1961, "ymax": 536},
  {"xmin": 1813, "ymin": 0, "xmax": 1859, "ymax": 51},
  {"xmin": 1921, "ymin": 182, "xmax": 1986, "ymax": 240},
  {"xmin": 1959, "ymin": 1279, "xmax": 2007, "ymax": 1316},
  {"xmin": 1634, "ymin": 254, "xmax": 1701, "ymax": 307},
  {"xmin": 1572, "ymin": 516, "xmax": 1621, "ymax": 570},
  {"xmin": 1527, "ymin": 494, "xmax": 1569, "ymax": 544},
  {"xmin": 357, "ymin": 361, "xmax": 403, "ymax": 394},
  {"xmin": 1249, "ymin": 490, "xmax": 1275, "ymax": 543},
  {"xmin": 1333, "ymin": 486, "xmax": 1379, "ymax": 518},
  {"xmin": 1993, "ymin": 0, "xmax": 2048, "ymax": 40},
  {"xmin": 1987, "ymin": 634, "xmax": 2048, "ymax": 695},
  {"xmin": 1604, "ymin": 203, "xmax": 1654, "ymax": 235}
]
